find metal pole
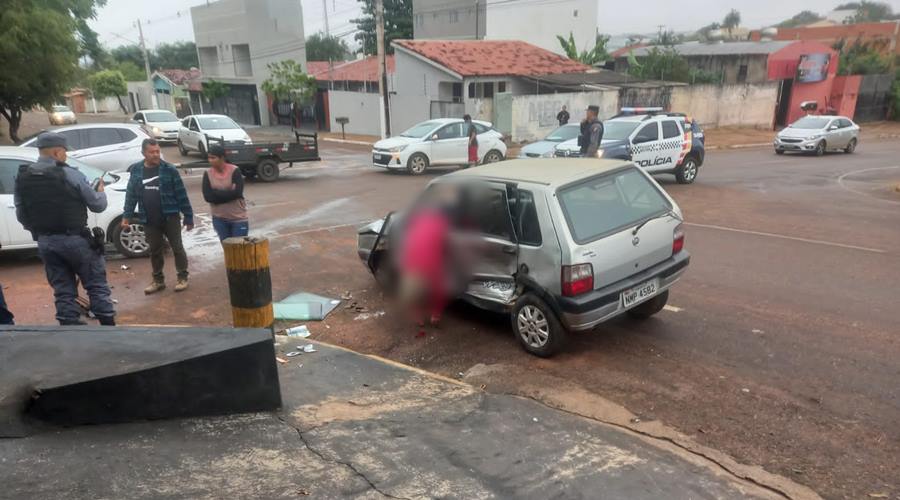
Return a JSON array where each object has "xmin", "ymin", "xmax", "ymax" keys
[
  {"xmin": 137, "ymin": 19, "xmax": 157, "ymax": 108},
  {"xmin": 324, "ymin": 0, "xmax": 334, "ymax": 91},
  {"xmin": 375, "ymin": 0, "xmax": 391, "ymax": 137}
]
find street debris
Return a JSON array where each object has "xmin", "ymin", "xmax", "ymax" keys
[
  {"xmin": 285, "ymin": 351, "xmax": 302, "ymax": 357},
  {"xmin": 296, "ymin": 364, "xmax": 303, "ymax": 368},
  {"xmin": 354, "ymin": 310, "xmax": 385, "ymax": 321},
  {"xmin": 284, "ymin": 325, "xmax": 311, "ymax": 337},
  {"xmin": 273, "ymin": 291, "xmax": 340, "ymax": 321},
  {"xmin": 120, "ymin": 265, "xmax": 129, "ymax": 270},
  {"xmin": 302, "ymin": 344, "xmax": 316, "ymax": 353},
  {"xmin": 741, "ymin": 388, "xmax": 750, "ymax": 393},
  {"xmin": 341, "ymin": 291, "xmax": 352, "ymax": 300},
  {"xmin": 112, "ymin": 299, "xmax": 119, "ymax": 304},
  {"xmin": 532, "ymin": 417, "xmax": 539, "ymax": 422},
  {"xmin": 275, "ymin": 357, "xmax": 288, "ymax": 364},
  {"xmin": 630, "ymin": 417, "xmax": 641, "ymax": 424},
  {"xmin": 752, "ymin": 329, "xmax": 764, "ymax": 334},
  {"xmin": 415, "ymin": 331, "xmax": 426, "ymax": 338}
]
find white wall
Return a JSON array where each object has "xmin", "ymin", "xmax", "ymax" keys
[
  {"xmin": 485, "ymin": 0, "xmax": 597, "ymax": 55},
  {"xmin": 328, "ymin": 91, "xmax": 383, "ymax": 136},
  {"xmin": 508, "ymin": 90, "xmax": 618, "ymax": 142},
  {"xmin": 392, "ymin": 48, "xmax": 462, "ymax": 132},
  {"xmin": 670, "ymin": 83, "xmax": 778, "ymax": 129}
]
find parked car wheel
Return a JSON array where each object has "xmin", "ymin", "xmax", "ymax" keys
[
  {"xmin": 675, "ymin": 156, "xmax": 699, "ymax": 184},
  {"xmin": 814, "ymin": 140, "xmax": 826, "ymax": 157},
  {"xmin": 483, "ymin": 150, "xmax": 503, "ymax": 164},
  {"xmin": 407, "ymin": 153, "xmax": 429, "ymax": 175},
  {"xmin": 197, "ymin": 141, "xmax": 206, "ymax": 157},
  {"xmin": 844, "ymin": 138, "xmax": 857, "ymax": 154},
  {"xmin": 257, "ymin": 159, "xmax": 280, "ymax": 182},
  {"xmin": 177, "ymin": 139, "xmax": 188, "ymax": 156},
  {"xmin": 626, "ymin": 290, "xmax": 669, "ymax": 320},
  {"xmin": 111, "ymin": 218, "xmax": 150, "ymax": 258},
  {"xmin": 775, "ymin": 149, "xmax": 785, "ymax": 155},
  {"xmin": 511, "ymin": 294, "xmax": 566, "ymax": 358}
]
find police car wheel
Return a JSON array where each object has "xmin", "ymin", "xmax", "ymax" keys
[
  {"xmin": 113, "ymin": 220, "xmax": 150, "ymax": 258},
  {"xmin": 675, "ymin": 157, "xmax": 698, "ymax": 184}
]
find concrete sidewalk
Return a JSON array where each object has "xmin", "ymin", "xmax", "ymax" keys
[{"xmin": 0, "ymin": 341, "xmax": 801, "ymax": 499}]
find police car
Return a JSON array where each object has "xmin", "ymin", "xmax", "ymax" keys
[{"xmin": 555, "ymin": 107, "xmax": 705, "ymax": 184}]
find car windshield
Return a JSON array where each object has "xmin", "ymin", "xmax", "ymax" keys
[
  {"xmin": 52, "ymin": 106, "xmax": 70, "ymax": 112},
  {"xmin": 603, "ymin": 121, "xmax": 641, "ymax": 141},
  {"xmin": 558, "ymin": 168, "xmax": 672, "ymax": 244},
  {"xmin": 66, "ymin": 156, "xmax": 118, "ymax": 184},
  {"xmin": 791, "ymin": 117, "xmax": 831, "ymax": 129},
  {"xmin": 400, "ymin": 121, "xmax": 441, "ymax": 138},
  {"xmin": 198, "ymin": 116, "xmax": 240, "ymax": 130},
  {"xmin": 145, "ymin": 111, "xmax": 178, "ymax": 122},
  {"xmin": 545, "ymin": 125, "xmax": 580, "ymax": 142}
]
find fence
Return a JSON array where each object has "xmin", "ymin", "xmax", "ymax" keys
[{"xmin": 855, "ymin": 74, "xmax": 894, "ymax": 122}]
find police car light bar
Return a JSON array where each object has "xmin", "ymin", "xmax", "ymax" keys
[{"xmin": 620, "ymin": 107, "xmax": 664, "ymax": 114}]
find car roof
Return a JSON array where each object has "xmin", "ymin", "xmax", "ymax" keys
[
  {"xmin": 187, "ymin": 114, "xmax": 232, "ymax": 119},
  {"xmin": 443, "ymin": 158, "xmax": 633, "ymax": 187},
  {"xmin": 0, "ymin": 146, "xmax": 39, "ymax": 159},
  {"xmin": 138, "ymin": 109, "xmax": 176, "ymax": 113},
  {"xmin": 38, "ymin": 123, "xmax": 145, "ymax": 131}
]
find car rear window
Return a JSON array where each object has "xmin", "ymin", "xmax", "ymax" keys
[{"xmin": 558, "ymin": 168, "xmax": 672, "ymax": 244}]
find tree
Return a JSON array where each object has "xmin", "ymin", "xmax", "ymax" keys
[
  {"xmin": 722, "ymin": 9, "xmax": 741, "ymax": 36},
  {"xmin": 260, "ymin": 60, "xmax": 317, "ymax": 105},
  {"xmin": 626, "ymin": 47, "xmax": 721, "ymax": 83},
  {"xmin": 154, "ymin": 42, "xmax": 199, "ymax": 70},
  {"xmin": 306, "ymin": 33, "xmax": 351, "ymax": 61},
  {"xmin": 89, "ymin": 70, "xmax": 128, "ymax": 114},
  {"xmin": 777, "ymin": 10, "xmax": 824, "ymax": 28},
  {"xmin": 696, "ymin": 22, "xmax": 722, "ymax": 41},
  {"xmin": 352, "ymin": 0, "xmax": 412, "ymax": 55},
  {"xmin": 0, "ymin": 2, "xmax": 83, "ymax": 142},
  {"xmin": 109, "ymin": 45, "xmax": 147, "ymax": 74},
  {"xmin": 110, "ymin": 61, "xmax": 146, "ymax": 81},
  {"xmin": 836, "ymin": 2, "xmax": 896, "ymax": 22},
  {"xmin": 202, "ymin": 80, "xmax": 229, "ymax": 102},
  {"xmin": 557, "ymin": 33, "xmax": 611, "ymax": 66},
  {"xmin": 652, "ymin": 29, "xmax": 681, "ymax": 46},
  {"xmin": 837, "ymin": 41, "xmax": 890, "ymax": 75}
]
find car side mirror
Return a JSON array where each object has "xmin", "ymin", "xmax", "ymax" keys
[
  {"xmin": 431, "ymin": 134, "xmax": 439, "ymax": 141},
  {"xmin": 828, "ymin": 125, "xmax": 838, "ymax": 131}
]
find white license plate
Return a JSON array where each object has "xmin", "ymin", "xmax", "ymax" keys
[{"xmin": 622, "ymin": 278, "xmax": 659, "ymax": 308}]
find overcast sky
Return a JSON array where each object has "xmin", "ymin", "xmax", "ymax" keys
[{"xmin": 88, "ymin": 0, "xmax": 900, "ymax": 49}]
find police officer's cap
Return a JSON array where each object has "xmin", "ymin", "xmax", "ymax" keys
[
  {"xmin": 35, "ymin": 132, "xmax": 68, "ymax": 150},
  {"xmin": 586, "ymin": 105, "xmax": 600, "ymax": 113}
]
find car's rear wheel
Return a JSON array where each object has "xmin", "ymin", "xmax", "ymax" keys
[
  {"xmin": 177, "ymin": 139, "xmax": 188, "ymax": 156},
  {"xmin": 675, "ymin": 156, "xmax": 698, "ymax": 184},
  {"xmin": 112, "ymin": 219, "xmax": 150, "ymax": 258},
  {"xmin": 257, "ymin": 159, "xmax": 280, "ymax": 182},
  {"xmin": 844, "ymin": 138, "xmax": 857, "ymax": 154},
  {"xmin": 511, "ymin": 294, "xmax": 566, "ymax": 357},
  {"xmin": 814, "ymin": 140, "xmax": 826, "ymax": 157},
  {"xmin": 407, "ymin": 153, "xmax": 429, "ymax": 175},
  {"xmin": 627, "ymin": 290, "xmax": 669, "ymax": 320},
  {"xmin": 483, "ymin": 150, "xmax": 503, "ymax": 164}
]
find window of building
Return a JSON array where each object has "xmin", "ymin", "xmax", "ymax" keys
[
  {"xmin": 468, "ymin": 83, "xmax": 475, "ymax": 98},
  {"xmin": 661, "ymin": 120, "xmax": 681, "ymax": 139},
  {"xmin": 452, "ymin": 82, "xmax": 462, "ymax": 103},
  {"xmin": 737, "ymin": 64, "xmax": 748, "ymax": 83},
  {"xmin": 483, "ymin": 82, "xmax": 494, "ymax": 98},
  {"xmin": 198, "ymin": 46, "xmax": 219, "ymax": 76},
  {"xmin": 498, "ymin": 81, "xmax": 507, "ymax": 93},
  {"xmin": 233, "ymin": 44, "xmax": 252, "ymax": 77},
  {"xmin": 573, "ymin": 9, "xmax": 578, "ymax": 17},
  {"xmin": 449, "ymin": 10, "xmax": 459, "ymax": 23}
]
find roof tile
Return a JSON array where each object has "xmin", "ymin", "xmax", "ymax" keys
[{"xmin": 393, "ymin": 40, "xmax": 589, "ymax": 77}]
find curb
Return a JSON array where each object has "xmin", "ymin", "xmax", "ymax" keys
[
  {"xmin": 706, "ymin": 143, "xmax": 771, "ymax": 151},
  {"xmin": 320, "ymin": 137, "xmax": 376, "ymax": 147}
]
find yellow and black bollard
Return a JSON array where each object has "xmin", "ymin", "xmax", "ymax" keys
[{"xmin": 223, "ymin": 236, "xmax": 274, "ymax": 328}]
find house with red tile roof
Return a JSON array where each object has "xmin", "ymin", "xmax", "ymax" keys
[
  {"xmin": 389, "ymin": 39, "xmax": 591, "ymax": 132},
  {"xmin": 308, "ymin": 56, "xmax": 396, "ymax": 92}
]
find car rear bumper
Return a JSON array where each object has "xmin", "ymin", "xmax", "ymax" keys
[{"xmin": 558, "ymin": 251, "xmax": 690, "ymax": 331}]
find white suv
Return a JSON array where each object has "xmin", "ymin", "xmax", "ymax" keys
[
  {"xmin": 372, "ymin": 119, "xmax": 507, "ymax": 175},
  {"xmin": 0, "ymin": 147, "xmax": 149, "ymax": 258},
  {"xmin": 177, "ymin": 114, "xmax": 252, "ymax": 157},
  {"xmin": 21, "ymin": 124, "xmax": 150, "ymax": 172}
]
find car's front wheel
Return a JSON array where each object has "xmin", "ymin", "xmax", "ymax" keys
[
  {"xmin": 675, "ymin": 156, "xmax": 698, "ymax": 184},
  {"xmin": 407, "ymin": 153, "xmax": 429, "ymax": 175},
  {"xmin": 775, "ymin": 149, "xmax": 785, "ymax": 155},
  {"xmin": 814, "ymin": 140, "xmax": 826, "ymax": 157},
  {"xmin": 198, "ymin": 141, "xmax": 206, "ymax": 157},
  {"xmin": 511, "ymin": 294, "xmax": 566, "ymax": 357},
  {"xmin": 483, "ymin": 150, "xmax": 503, "ymax": 164},
  {"xmin": 111, "ymin": 219, "xmax": 150, "ymax": 258},
  {"xmin": 844, "ymin": 138, "xmax": 857, "ymax": 154},
  {"xmin": 177, "ymin": 139, "xmax": 188, "ymax": 156}
]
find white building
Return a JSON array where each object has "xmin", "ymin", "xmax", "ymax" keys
[
  {"xmin": 412, "ymin": 0, "xmax": 598, "ymax": 55},
  {"xmin": 190, "ymin": 0, "xmax": 306, "ymax": 126}
]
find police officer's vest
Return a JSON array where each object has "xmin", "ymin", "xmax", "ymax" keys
[{"xmin": 16, "ymin": 164, "xmax": 87, "ymax": 234}]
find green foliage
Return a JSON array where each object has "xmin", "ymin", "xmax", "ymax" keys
[
  {"xmin": 109, "ymin": 44, "xmax": 145, "ymax": 69},
  {"xmin": 260, "ymin": 60, "xmax": 317, "ymax": 105},
  {"xmin": 0, "ymin": 0, "xmax": 83, "ymax": 142},
  {"xmin": 652, "ymin": 29, "xmax": 681, "ymax": 46},
  {"xmin": 306, "ymin": 33, "xmax": 351, "ymax": 61},
  {"xmin": 556, "ymin": 32, "xmax": 611, "ymax": 66},
  {"xmin": 688, "ymin": 68, "xmax": 723, "ymax": 84},
  {"xmin": 835, "ymin": 1, "xmax": 896, "ymax": 22},
  {"xmin": 352, "ymin": 0, "xmax": 412, "ymax": 55},
  {"xmin": 110, "ymin": 61, "xmax": 146, "ymax": 81},
  {"xmin": 696, "ymin": 22, "xmax": 721, "ymax": 41},
  {"xmin": 722, "ymin": 9, "xmax": 741, "ymax": 30},
  {"xmin": 202, "ymin": 80, "xmax": 229, "ymax": 101},
  {"xmin": 837, "ymin": 42, "xmax": 890, "ymax": 75},
  {"xmin": 106, "ymin": 42, "xmax": 198, "ymax": 72},
  {"xmin": 627, "ymin": 47, "xmax": 691, "ymax": 82},
  {"xmin": 777, "ymin": 10, "xmax": 824, "ymax": 28},
  {"xmin": 88, "ymin": 69, "xmax": 127, "ymax": 113}
]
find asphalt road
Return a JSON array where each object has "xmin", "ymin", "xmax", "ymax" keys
[{"xmin": 2, "ymin": 139, "xmax": 899, "ymax": 499}]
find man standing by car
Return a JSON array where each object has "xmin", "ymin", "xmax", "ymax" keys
[
  {"xmin": 14, "ymin": 132, "xmax": 116, "ymax": 326},
  {"xmin": 123, "ymin": 139, "xmax": 194, "ymax": 294},
  {"xmin": 557, "ymin": 105, "xmax": 570, "ymax": 126},
  {"xmin": 579, "ymin": 105, "xmax": 604, "ymax": 158}
]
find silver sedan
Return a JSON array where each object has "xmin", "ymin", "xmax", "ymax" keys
[{"xmin": 774, "ymin": 115, "xmax": 859, "ymax": 156}]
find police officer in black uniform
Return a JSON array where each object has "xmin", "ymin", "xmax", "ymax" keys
[
  {"xmin": 14, "ymin": 132, "xmax": 116, "ymax": 326},
  {"xmin": 579, "ymin": 105, "xmax": 604, "ymax": 158}
]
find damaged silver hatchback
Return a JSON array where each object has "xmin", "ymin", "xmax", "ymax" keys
[{"xmin": 357, "ymin": 159, "xmax": 690, "ymax": 357}]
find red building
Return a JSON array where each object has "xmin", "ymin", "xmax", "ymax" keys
[
  {"xmin": 766, "ymin": 41, "xmax": 843, "ymax": 126},
  {"xmin": 751, "ymin": 21, "xmax": 900, "ymax": 57}
]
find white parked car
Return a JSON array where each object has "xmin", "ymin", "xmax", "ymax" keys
[
  {"xmin": 372, "ymin": 118, "xmax": 506, "ymax": 175},
  {"xmin": 48, "ymin": 105, "xmax": 77, "ymax": 125},
  {"xmin": 21, "ymin": 124, "xmax": 151, "ymax": 172},
  {"xmin": 774, "ymin": 115, "xmax": 860, "ymax": 156},
  {"xmin": 133, "ymin": 109, "xmax": 182, "ymax": 144},
  {"xmin": 177, "ymin": 114, "xmax": 252, "ymax": 156},
  {"xmin": 0, "ymin": 147, "xmax": 149, "ymax": 258}
]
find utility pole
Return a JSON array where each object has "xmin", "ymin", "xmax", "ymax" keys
[
  {"xmin": 375, "ymin": 0, "xmax": 391, "ymax": 137},
  {"xmin": 323, "ymin": 0, "xmax": 334, "ymax": 91},
  {"xmin": 136, "ymin": 19, "xmax": 157, "ymax": 108},
  {"xmin": 474, "ymin": 0, "xmax": 480, "ymax": 40}
]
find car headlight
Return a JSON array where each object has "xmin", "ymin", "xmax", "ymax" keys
[
  {"xmin": 388, "ymin": 145, "xmax": 407, "ymax": 153},
  {"xmin": 806, "ymin": 134, "xmax": 822, "ymax": 140},
  {"xmin": 152, "ymin": 126, "xmax": 161, "ymax": 134},
  {"xmin": 596, "ymin": 149, "xmax": 604, "ymax": 158}
]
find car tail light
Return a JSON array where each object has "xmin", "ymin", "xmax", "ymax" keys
[
  {"xmin": 673, "ymin": 224, "xmax": 685, "ymax": 255},
  {"xmin": 562, "ymin": 264, "xmax": 594, "ymax": 297}
]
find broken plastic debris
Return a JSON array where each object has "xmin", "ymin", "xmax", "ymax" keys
[
  {"xmin": 120, "ymin": 265, "xmax": 129, "ymax": 270},
  {"xmin": 302, "ymin": 344, "xmax": 316, "ymax": 353},
  {"xmin": 285, "ymin": 325, "xmax": 311, "ymax": 337},
  {"xmin": 741, "ymin": 388, "xmax": 750, "ymax": 393},
  {"xmin": 273, "ymin": 291, "xmax": 340, "ymax": 320},
  {"xmin": 532, "ymin": 417, "xmax": 539, "ymax": 423},
  {"xmin": 275, "ymin": 357, "xmax": 288, "ymax": 364},
  {"xmin": 752, "ymin": 329, "xmax": 764, "ymax": 334},
  {"xmin": 285, "ymin": 351, "xmax": 302, "ymax": 357},
  {"xmin": 112, "ymin": 299, "xmax": 119, "ymax": 304}
]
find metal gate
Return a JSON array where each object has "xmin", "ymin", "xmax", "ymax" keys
[{"xmin": 854, "ymin": 74, "xmax": 893, "ymax": 122}]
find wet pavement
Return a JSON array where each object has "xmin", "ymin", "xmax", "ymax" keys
[{"xmin": 2, "ymin": 133, "xmax": 900, "ymax": 499}]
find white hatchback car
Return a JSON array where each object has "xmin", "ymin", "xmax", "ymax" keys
[
  {"xmin": 48, "ymin": 105, "xmax": 77, "ymax": 125},
  {"xmin": 21, "ymin": 124, "xmax": 150, "ymax": 172},
  {"xmin": 177, "ymin": 114, "xmax": 252, "ymax": 157},
  {"xmin": 0, "ymin": 147, "xmax": 149, "ymax": 258},
  {"xmin": 133, "ymin": 109, "xmax": 182, "ymax": 144},
  {"xmin": 372, "ymin": 119, "xmax": 507, "ymax": 175}
]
